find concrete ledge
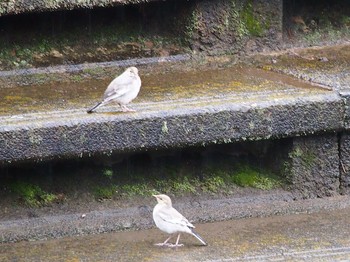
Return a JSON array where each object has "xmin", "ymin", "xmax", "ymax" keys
[
  {"xmin": 0, "ymin": 0, "xmax": 157, "ymax": 16},
  {"xmin": 0, "ymin": 90, "xmax": 343, "ymax": 164}
]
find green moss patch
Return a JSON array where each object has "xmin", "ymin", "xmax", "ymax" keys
[
  {"xmin": 2, "ymin": 144, "xmax": 286, "ymax": 207},
  {"xmin": 231, "ymin": 165, "xmax": 282, "ymax": 190},
  {"xmin": 93, "ymin": 162, "xmax": 283, "ymax": 199},
  {"xmin": 241, "ymin": 2, "xmax": 264, "ymax": 37},
  {"xmin": 93, "ymin": 185, "xmax": 117, "ymax": 200},
  {"xmin": 9, "ymin": 181, "xmax": 58, "ymax": 207}
]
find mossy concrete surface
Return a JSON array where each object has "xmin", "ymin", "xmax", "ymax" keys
[
  {"xmin": 1, "ymin": 44, "xmax": 349, "ymax": 201},
  {"xmin": 0, "ymin": 63, "xmax": 340, "ymax": 164},
  {"xmin": 0, "ymin": 0, "xmax": 284, "ymax": 73},
  {"xmin": 187, "ymin": 0, "xmax": 282, "ymax": 55},
  {"xmin": 252, "ymin": 43, "xmax": 350, "ymax": 196},
  {"xmin": 284, "ymin": 135, "xmax": 340, "ymax": 199}
]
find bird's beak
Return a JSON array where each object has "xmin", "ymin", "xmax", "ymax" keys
[{"xmin": 152, "ymin": 194, "xmax": 158, "ymax": 198}]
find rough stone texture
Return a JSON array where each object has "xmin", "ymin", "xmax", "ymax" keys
[
  {"xmin": 339, "ymin": 134, "xmax": 350, "ymax": 195},
  {"xmin": 0, "ymin": 0, "xmax": 157, "ymax": 16},
  {"xmin": 285, "ymin": 135, "xmax": 340, "ymax": 199},
  {"xmin": 188, "ymin": 0, "xmax": 283, "ymax": 55},
  {"xmin": 340, "ymin": 89, "xmax": 350, "ymax": 129},
  {"xmin": 338, "ymin": 90, "xmax": 350, "ymax": 194},
  {"xmin": 0, "ymin": 93, "xmax": 343, "ymax": 164}
]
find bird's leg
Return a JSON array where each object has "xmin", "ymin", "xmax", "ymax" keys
[
  {"xmin": 169, "ymin": 234, "xmax": 184, "ymax": 248},
  {"xmin": 155, "ymin": 236, "xmax": 172, "ymax": 247},
  {"xmin": 120, "ymin": 105, "xmax": 136, "ymax": 112},
  {"xmin": 175, "ymin": 234, "xmax": 181, "ymax": 246}
]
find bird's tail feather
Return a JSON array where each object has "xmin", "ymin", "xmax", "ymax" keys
[
  {"xmin": 87, "ymin": 102, "xmax": 102, "ymax": 113},
  {"xmin": 191, "ymin": 230, "xmax": 207, "ymax": 246}
]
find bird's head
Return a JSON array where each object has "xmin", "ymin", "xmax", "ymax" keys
[
  {"xmin": 153, "ymin": 194, "xmax": 172, "ymax": 206},
  {"xmin": 127, "ymin": 66, "xmax": 139, "ymax": 76}
]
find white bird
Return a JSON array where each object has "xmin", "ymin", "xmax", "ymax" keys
[
  {"xmin": 152, "ymin": 194, "xmax": 207, "ymax": 247},
  {"xmin": 87, "ymin": 66, "xmax": 141, "ymax": 113}
]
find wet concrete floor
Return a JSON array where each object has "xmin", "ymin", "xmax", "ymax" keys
[
  {"xmin": 0, "ymin": 66, "xmax": 329, "ymax": 117},
  {"xmin": 258, "ymin": 44, "xmax": 350, "ymax": 90},
  {"xmin": 1, "ymin": 207, "xmax": 350, "ymax": 261}
]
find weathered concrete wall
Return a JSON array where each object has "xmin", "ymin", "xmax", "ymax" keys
[
  {"xmin": 338, "ymin": 90, "xmax": 350, "ymax": 194},
  {"xmin": 340, "ymin": 89, "xmax": 350, "ymax": 128},
  {"xmin": 188, "ymin": 0, "xmax": 283, "ymax": 55},
  {"xmin": 340, "ymin": 134, "xmax": 350, "ymax": 195},
  {"xmin": 0, "ymin": 0, "xmax": 283, "ymax": 56},
  {"xmin": 0, "ymin": 0, "xmax": 156, "ymax": 16},
  {"xmin": 285, "ymin": 135, "xmax": 340, "ymax": 199}
]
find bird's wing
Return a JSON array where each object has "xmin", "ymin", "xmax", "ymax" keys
[
  {"xmin": 158, "ymin": 207, "xmax": 195, "ymax": 229},
  {"xmin": 103, "ymin": 73, "xmax": 133, "ymax": 101}
]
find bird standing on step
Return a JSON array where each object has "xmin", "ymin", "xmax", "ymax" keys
[
  {"xmin": 152, "ymin": 194, "xmax": 207, "ymax": 247},
  {"xmin": 87, "ymin": 66, "xmax": 141, "ymax": 113}
]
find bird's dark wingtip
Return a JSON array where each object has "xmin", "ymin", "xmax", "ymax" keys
[
  {"xmin": 87, "ymin": 102, "xmax": 102, "ymax": 114},
  {"xmin": 191, "ymin": 230, "xmax": 207, "ymax": 246}
]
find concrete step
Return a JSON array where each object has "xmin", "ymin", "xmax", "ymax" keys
[
  {"xmin": 1, "ymin": 196, "xmax": 350, "ymax": 261},
  {"xmin": 0, "ymin": 65, "xmax": 340, "ymax": 164}
]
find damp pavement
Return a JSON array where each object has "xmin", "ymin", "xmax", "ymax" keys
[
  {"xmin": 1, "ymin": 206, "xmax": 350, "ymax": 261},
  {"xmin": 2, "ymin": 44, "xmax": 349, "ymax": 164},
  {"xmin": 0, "ymin": 62, "xmax": 338, "ymax": 163}
]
